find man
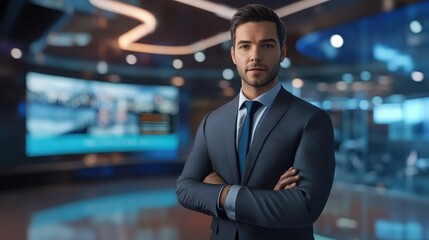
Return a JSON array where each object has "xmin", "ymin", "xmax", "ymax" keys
[{"xmin": 176, "ymin": 4, "xmax": 335, "ymax": 240}]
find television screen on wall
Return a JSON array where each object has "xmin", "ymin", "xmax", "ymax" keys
[{"xmin": 26, "ymin": 72, "xmax": 180, "ymax": 161}]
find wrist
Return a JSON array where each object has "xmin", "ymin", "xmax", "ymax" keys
[{"xmin": 220, "ymin": 185, "xmax": 232, "ymax": 208}]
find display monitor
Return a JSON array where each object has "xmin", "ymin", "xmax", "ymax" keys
[{"xmin": 26, "ymin": 72, "xmax": 180, "ymax": 161}]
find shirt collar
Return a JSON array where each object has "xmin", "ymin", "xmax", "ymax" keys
[{"xmin": 238, "ymin": 82, "xmax": 281, "ymax": 109}]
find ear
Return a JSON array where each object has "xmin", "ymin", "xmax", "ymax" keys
[
  {"xmin": 280, "ymin": 45, "xmax": 287, "ymax": 62},
  {"xmin": 230, "ymin": 46, "xmax": 236, "ymax": 65}
]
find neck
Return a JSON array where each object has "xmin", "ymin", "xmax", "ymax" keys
[{"xmin": 241, "ymin": 79, "xmax": 278, "ymax": 100}]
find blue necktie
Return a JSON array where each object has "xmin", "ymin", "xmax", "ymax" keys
[{"xmin": 238, "ymin": 101, "xmax": 260, "ymax": 176}]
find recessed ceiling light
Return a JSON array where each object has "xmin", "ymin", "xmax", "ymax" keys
[
  {"xmin": 292, "ymin": 78, "xmax": 304, "ymax": 88},
  {"xmin": 126, "ymin": 54, "xmax": 137, "ymax": 65},
  {"xmin": 172, "ymin": 59, "xmax": 183, "ymax": 69},
  {"xmin": 97, "ymin": 61, "xmax": 108, "ymax": 74},
  {"xmin": 222, "ymin": 68, "xmax": 234, "ymax": 80},
  {"xmin": 171, "ymin": 76, "xmax": 185, "ymax": 87},
  {"xmin": 10, "ymin": 48, "xmax": 23, "ymax": 59},
  {"xmin": 330, "ymin": 34, "xmax": 344, "ymax": 48},
  {"xmin": 194, "ymin": 52, "xmax": 206, "ymax": 62},
  {"xmin": 280, "ymin": 58, "xmax": 291, "ymax": 68},
  {"xmin": 410, "ymin": 20, "xmax": 423, "ymax": 34},
  {"xmin": 411, "ymin": 71, "xmax": 424, "ymax": 82},
  {"xmin": 360, "ymin": 71, "xmax": 371, "ymax": 81}
]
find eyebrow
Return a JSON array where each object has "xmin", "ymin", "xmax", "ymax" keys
[
  {"xmin": 261, "ymin": 39, "xmax": 278, "ymax": 44},
  {"xmin": 236, "ymin": 38, "xmax": 278, "ymax": 45}
]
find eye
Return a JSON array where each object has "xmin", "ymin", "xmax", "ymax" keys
[
  {"xmin": 238, "ymin": 44, "xmax": 250, "ymax": 49},
  {"xmin": 263, "ymin": 43, "xmax": 275, "ymax": 48}
]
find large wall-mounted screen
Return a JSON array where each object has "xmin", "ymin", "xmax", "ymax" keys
[{"xmin": 26, "ymin": 72, "xmax": 180, "ymax": 161}]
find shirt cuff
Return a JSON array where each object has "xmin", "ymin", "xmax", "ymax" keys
[
  {"xmin": 224, "ymin": 185, "xmax": 241, "ymax": 220},
  {"xmin": 216, "ymin": 185, "xmax": 227, "ymax": 210}
]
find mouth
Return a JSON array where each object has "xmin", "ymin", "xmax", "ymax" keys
[{"xmin": 246, "ymin": 66, "xmax": 267, "ymax": 72}]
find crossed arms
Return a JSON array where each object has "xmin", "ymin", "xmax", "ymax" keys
[
  {"xmin": 176, "ymin": 109, "xmax": 335, "ymax": 228},
  {"xmin": 204, "ymin": 167, "xmax": 299, "ymax": 208}
]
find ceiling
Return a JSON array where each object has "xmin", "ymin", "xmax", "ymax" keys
[{"xmin": 0, "ymin": 0, "xmax": 427, "ymax": 100}]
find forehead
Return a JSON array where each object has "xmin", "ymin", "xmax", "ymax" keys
[{"xmin": 235, "ymin": 21, "xmax": 278, "ymax": 43}]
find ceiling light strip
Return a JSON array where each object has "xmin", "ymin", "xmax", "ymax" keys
[
  {"xmin": 173, "ymin": 0, "xmax": 236, "ymax": 19},
  {"xmin": 89, "ymin": 0, "xmax": 330, "ymax": 55},
  {"xmin": 123, "ymin": 31, "xmax": 230, "ymax": 55},
  {"xmin": 275, "ymin": 0, "xmax": 330, "ymax": 17},
  {"xmin": 89, "ymin": 0, "xmax": 157, "ymax": 43}
]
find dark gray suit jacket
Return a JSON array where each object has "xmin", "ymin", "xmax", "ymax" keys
[{"xmin": 176, "ymin": 87, "xmax": 335, "ymax": 240}]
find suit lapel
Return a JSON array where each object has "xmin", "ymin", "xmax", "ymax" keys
[
  {"xmin": 242, "ymin": 88, "xmax": 293, "ymax": 185},
  {"xmin": 223, "ymin": 96, "xmax": 241, "ymax": 184}
]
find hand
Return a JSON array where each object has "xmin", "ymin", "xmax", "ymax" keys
[
  {"xmin": 273, "ymin": 167, "xmax": 300, "ymax": 190},
  {"xmin": 203, "ymin": 172, "xmax": 226, "ymax": 185},
  {"xmin": 204, "ymin": 172, "xmax": 230, "ymax": 208}
]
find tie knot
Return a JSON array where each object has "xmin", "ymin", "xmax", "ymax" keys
[{"xmin": 244, "ymin": 101, "xmax": 260, "ymax": 115}]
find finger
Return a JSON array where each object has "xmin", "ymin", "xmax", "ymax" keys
[
  {"xmin": 274, "ymin": 167, "xmax": 299, "ymax": 190},
  {"xmin": 278, "ymin": 174, "xmax": 296, "ymax": 183},
  {"xmin": 284, "ymin": 182, "xmax": 297, "ymax": 189},
  {"xmin": 280, "ymin": 167, "xmax": 297, "ymax": 179},
  {"xmin": 274, "ymin": 175, "xmax": 290, "ymax": 190},
  {"xmin": 274, "ymin": 179, "xmax": 297, "ymax": 190},
  {"xmin": 279, "ymin": 174, "xmax": 300, "ymax": 184},
  {"xmin": 274, "ymin": 175, "xmax": 300, "ymax": 190}
]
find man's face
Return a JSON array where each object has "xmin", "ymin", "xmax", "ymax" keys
[{"xmin": 231, "ymin": 21, "xmax": 286, "ymax": 92}]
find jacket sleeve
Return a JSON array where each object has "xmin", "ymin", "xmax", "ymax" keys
[
  {"xmin": 176, "ymin": 113, "xmax": 225, "ymax": 218},
  {"xmin": 235, "ymin": 110, "xmax": 336, "ymax": 228}
]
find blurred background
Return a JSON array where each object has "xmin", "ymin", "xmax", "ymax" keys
[{"xmin": 1, "ymin": 0, "xmax": 429, "ymax": 239}]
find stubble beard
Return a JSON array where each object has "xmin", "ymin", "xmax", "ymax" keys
[{"xmin": 240, "ymin": 63, "xmax": 280, "ymax": 88}]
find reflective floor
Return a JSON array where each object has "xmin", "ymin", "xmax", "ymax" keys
[
  {"xmin": 317, "ymin": 182, "xmax": 429, "ymax": 240},
  {"xmin": 0, "ymin": 176, "xmax": 211, "ymax": 240},
  {"xmin": 1, "ymin": 175, "xmax": 428, "ymax": 240}
]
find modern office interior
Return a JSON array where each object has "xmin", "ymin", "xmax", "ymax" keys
[{"xmin": 1, "ymin": 0, "xmax": 429, "ymax": 239}]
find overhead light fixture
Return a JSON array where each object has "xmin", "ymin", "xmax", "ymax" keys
[
  {"xmin": 174, "ymin": 0, "xmax": 235, "ymax": 19},
  {"xmin": 89, "ymin": 0, "xmax": 157, "ymax": 47},
  {"xmin": 194, "ymin": 52, "xmax": 206, "ymax": 62},
  {"xmin": 410, "ymin": 20, "xmax": 423, "ymax": 34},
  {"xmin": 336, "ymin": 81, "xmax": 348, "ymax": 91},
  {"xmin": 222, "ymin": 68, "xmax": 234, "ymax": 80},
  {"xmin": 360, "ymin": 71, "xmax": 371, "ymax": 81},
  {"xmin": 317, "ymin": 82, "xmax": 329, "ymax": 92},
  {"xmin": 359, "ymin": 100, "xmax": 369, "ymax": 110},
  {"xmin": 89, "ymin": 0, "xmax": 330, "ymax": 55},
  {"xmin": 330, "ymin": 34, "xmax": 344, "ymax": 48},
  {"xmin": 411, "ymin": 71, "xmax": 424, "ymax": 82},
  {"xmin": 342, "ymin": 73, "xmax": 353, "ymax": 83},
  {"xmin": 280, "ymin": 58, "xmax": 291, "ymax": 68},
  {"xmin": 172, "ymin": 59, "xmax": 183, "ymax": 69},
  {"xmin": 10, "ymin": 48, "xmax": 23, "ymax": 59},
  {"xmin": 97, "ymin": 61, "xmax": 108, "ymax": 74},
  {"xmin": 322, "ymin": 100, "xmax": 332, "ymax": 110},
  {"xmin": 126, "ymin": 54, "xmax": 137, "ymax": 65},
  {"xmin": 275, "ymin": 0, "xmax": 330, "ymax": 17},
  {"xmin": 292, "ymin": 78, "xmax": 304, "ymax": 88},
  {"xmin": 170, "ymin": 76, "xmax": 185, "ymax": 87},
  {"xmin": 372, "ymin": 96, "xmax": 383, "ymax": 106}
]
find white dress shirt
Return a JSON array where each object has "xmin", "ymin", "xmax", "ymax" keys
[{"xmin": 222, "ymin": 82, "xmax": 282, "ymax": 220}]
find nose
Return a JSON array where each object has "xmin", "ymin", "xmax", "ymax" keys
[{"xmin": 250, "ymin": 46, "xmax": 262, "ymax": 62}]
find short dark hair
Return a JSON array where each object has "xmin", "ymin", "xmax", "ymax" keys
[{"xmin": 230, "ymin": 4, "xmax": 286, "ymax": 49}]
